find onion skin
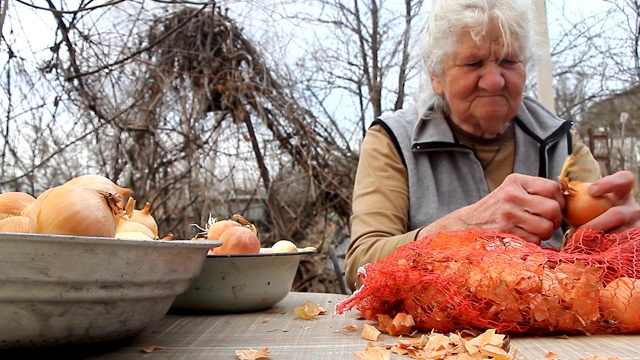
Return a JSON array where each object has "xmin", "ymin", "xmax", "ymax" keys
[
  {"xmin": 0, "ymin": 192, "xmax": 36, "ymax": 220},
  {"xmin": 206, "ymin": 219, "xmax": 242, "ymax": 254},
  {"xmin": 0, "ymin": 216, "xmax": 30, "ymax": 233},
  {"xmin": 116, "ymin": 220, "xmax": 156, "ymax": 239},
  {"xmin": 215, "ymin": 226, "xmax": 260, "ymax": 255},
  {"xmin": 206, "ymin": 219, "xmax": 241, "ymax": 240},
  {"xmin": 600, "ymin": 277, "xmax": 640, "ymax": 331},
  {"xmin": 28, "ymin": 184, "xmax": 120, "ymax": 238},
  {"xmin": 270, "ymin": 240, "xmax": 298, "ymax": 253},
  {"xmin": 115, "ymin": 231, "xmax": 154, "ymax": 240},
  {"xmin": 65, "ymin": 174, "xmax": 131, "ymax": 209},
  {"xmin": 128, "ymin": 202, "xmax": 158, "ymax": 237},
  {"xmin": 561, "ymin": 180, "xmax": 613, "ymax": 228}
]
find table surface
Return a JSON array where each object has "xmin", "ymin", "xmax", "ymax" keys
[{"xmin": 3, "ymin": 292, "xmax": 640, "ymax": 359}]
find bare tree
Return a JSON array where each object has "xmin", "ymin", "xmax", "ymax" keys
[
  {"xmin": 5, "ymin": 0, "xmax": 640, "ymax": 292},
  {"xmin": 1, "ymin": 0, "xmax": 359, "ymax": 292},
  {"xmin": 274, "ymin": 0, "xmax": 426, "ymax": 140}
]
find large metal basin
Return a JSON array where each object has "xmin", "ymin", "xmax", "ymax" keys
[{"xmin": 0, "ymin": 232, "xmax": 220, "ymax": 348}]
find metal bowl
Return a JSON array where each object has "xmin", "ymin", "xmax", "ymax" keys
[
  {"xmin": 0, "ymin": 232, "xmax": 220, "ymax": 349},
  {"xmin": 171, "ymin": 248, "xmax": 315, "ymax": 313}
]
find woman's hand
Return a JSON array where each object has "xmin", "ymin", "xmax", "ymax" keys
[
  {"xmin": 582, "ymin": 170, "xmax": 640, "ymax": 233},
  {"xmin": 422, "ymin": 173, "xmax": 565, "ymax": 245}
]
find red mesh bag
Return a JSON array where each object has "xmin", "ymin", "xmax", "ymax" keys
[{"xmin": 335, "ymin": 228, "xmax": 640, "ymax": 336}]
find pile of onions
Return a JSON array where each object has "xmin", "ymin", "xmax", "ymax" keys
[
  {"xmin": 559, "ymin": 155, "xmax": 613, "ymax": 228},
  {"xmin": 0, "ymin": 174, "xmax": 168, "ymax": 241},
  {"xmin": 28, "ymin": 184, "xmax": 121, "ymax": 237}
]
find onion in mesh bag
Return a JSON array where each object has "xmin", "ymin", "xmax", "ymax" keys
[{"xmin": 336, "ymin": 228, "xmax": 640, "ymax": 336}]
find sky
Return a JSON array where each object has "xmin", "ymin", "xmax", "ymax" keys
[
  {"xmin": 3, "ymin": 1, "xmax": 610, "ymax": 67},
  {"xmin": 0, "ymin": 0, "xmax": 621, "ymax": 135}
]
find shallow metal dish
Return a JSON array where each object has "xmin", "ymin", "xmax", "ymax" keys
[
  {"xmin": 171, "ymin": 248, "xmax": 316, "ymax": 313},
  {"xmin": 0, "ymin": 232, "xmax": 220, "ymax": 349}
]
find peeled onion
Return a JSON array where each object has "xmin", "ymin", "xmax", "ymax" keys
[
  {"xmin": 270, "ymin": 240, "xmax": 298, "ymax": 253},
  {"xmin": 600, "ymin": 277, "xmax": 640, "ymax": 331},
  {"xmin": 28, "ymin": 184, "xmax": 121, "ymax": 237},
  {"xmin": 0, "ymin": 192, "xmax": 36, "ymax": 220},
  {"xmin": 215, "ymin": 226, "xmax": 260, "ymax": 255}
]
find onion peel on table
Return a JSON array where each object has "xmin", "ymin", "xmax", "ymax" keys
[
  {"xmin": 235, "ymin": 347, "xmax": 270, "ymax": 360},
  {"xmin": 352, "ymin": 324, "xmax": 625, "ymax": 360},
  {"xmin": 354, "ymin": 326, "xmax": 516, "ymax": 360},
  {"xmin": 294, "ymin": 301, "xmax": 327, "ymax": 320},
  {"xmin": 377, "ymin": 313, "xmax": 414, "ymax": 336},
  {"xmin": 352, "ymin": 342, "xmax": 391, "ymax": 360},
  {"xmin": 343, "ymin": 325, "xmax": 358, "ymax": 332},
  {"xmin": 361, "ymin": 323, "xmax": 381, "ymax": 341},
  {"xmin": 139, "ymin": 345, "xmax": 164, "ymax": 353}
]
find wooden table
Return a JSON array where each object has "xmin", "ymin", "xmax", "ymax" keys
[{"xmin": 3, "ymin": 292, "xmax": 639, "ymax": 359}]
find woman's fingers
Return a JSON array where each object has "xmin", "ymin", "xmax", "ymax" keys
[
  {"xmin": 484, "ymin": 174, "xmax": 565, "ymax": 242},
  {"xmin": 589, "ymin": 171, "xmax": 634, "ymax": 200}
]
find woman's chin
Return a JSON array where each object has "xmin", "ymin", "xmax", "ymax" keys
[{"xmin": 476, "ymin": 123, "xmax": 510, "ymax": 139}]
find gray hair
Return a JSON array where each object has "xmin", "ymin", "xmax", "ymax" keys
[{"xmin": 416, "ymin": 0, "xmax": 537, "ymax": 115}]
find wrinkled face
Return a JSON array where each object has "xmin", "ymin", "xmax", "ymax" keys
[{"xmin": 430, "ymin": 22, "xmax": 526, "ymax": 139}]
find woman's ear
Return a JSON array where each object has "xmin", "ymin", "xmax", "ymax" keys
[{"xmin": 430, "ymin": 73, "xmax": 444, "ymax": 96}]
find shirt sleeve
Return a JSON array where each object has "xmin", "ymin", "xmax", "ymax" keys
[
  {"xmin": 566, "ymin": 130, "xmax": 602, "ymax": 182},
  {"xmin": 345, "ymin": 124, "xmax": 419, "ymax": 290}
]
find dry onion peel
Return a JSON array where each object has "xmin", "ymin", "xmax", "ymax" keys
[
  {"xmin": 559, "ymin": 155, "xmax": 613, "ymax": 228},
  {"xmin": 65, "ymin": 174, "xmax": 131, "ymax": 209},
  {"xmin": 206, "ymin": 217, "xmax": 242, "ymax": 241},
  {"xmin": 294, "ymin": 301, "xmax": 323, "ymax": 320},
  {"xmin": 357, "ymin": 328, "xmax": 514, "ymax": 360},
  {"xmin": 235, "ymin": 347, "xmax": 269, "ymax": 360}
]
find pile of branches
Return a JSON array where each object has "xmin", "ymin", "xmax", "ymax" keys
[{"xmin": 142, "ymin": 5, "xmax": 356, "ymax": 292}]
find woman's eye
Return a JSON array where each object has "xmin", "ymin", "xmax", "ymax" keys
[
  {"xmin": 465, "ymin": 61, "xmax": 483, "ymax": 68},
  {"xmin": 499, "ymin": 58, "xmax": 518, "ymax": 66}
]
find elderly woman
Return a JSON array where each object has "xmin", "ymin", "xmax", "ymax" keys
[{"xmin": 345, "ymin": 0, "xmax": 640, "ymax": 290}]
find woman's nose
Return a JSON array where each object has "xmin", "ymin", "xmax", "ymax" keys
[{"xmin": 478, "ymin": 63, "xmax": 505, "ymax": 91}]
